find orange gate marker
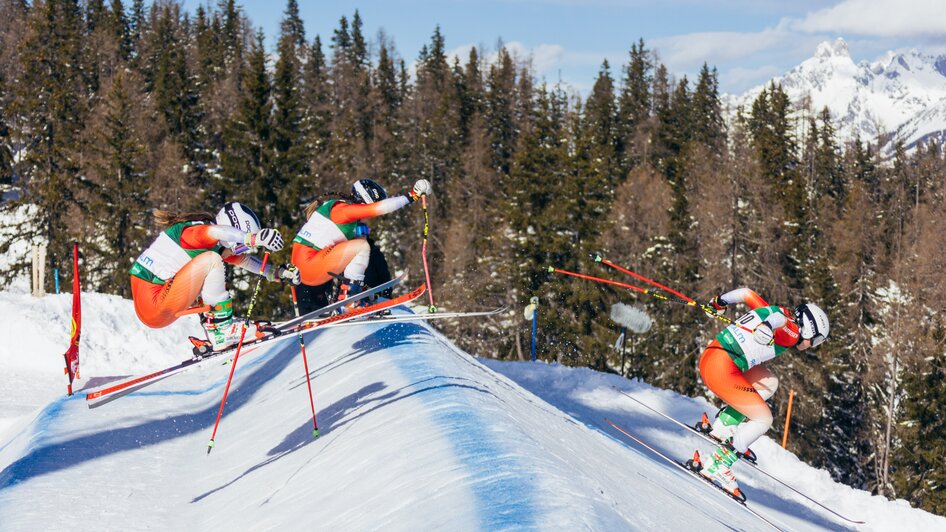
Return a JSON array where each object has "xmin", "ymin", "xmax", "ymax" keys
[{"xmin": 782, "ymin": 389, "xmax": 795, "ymax": 448}]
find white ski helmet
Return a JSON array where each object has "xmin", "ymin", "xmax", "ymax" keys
[
  {"xmin": 794, "ymin": 303, "xmax": 830, "ymax": 347},
  {"xmin": 352, "ymin": 179, "xmax": 387, "ymax": 204},
  {"xmin": 216, "ymin": 202, "xmax": 261, "ymax": 234}
]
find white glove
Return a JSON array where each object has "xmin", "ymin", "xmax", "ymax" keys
[
  {"xmin": 413, "ymin": 179, "xmax": 432, "ymax": 197},
  {"xmin": 278, "ymin": 264, "xmax": 301, "ymax": 285},
  {"xmin": 245, "ymin": 228, "xmax": 284, "ymax": 252},
  {"xmin": 752, "ymin": 322, "xmax": 774, "ymax": 346}
]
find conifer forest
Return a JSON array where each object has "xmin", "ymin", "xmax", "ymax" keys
[{"xmin": 2, "ymin": 0, "xmax": 946, "ymax": 515}]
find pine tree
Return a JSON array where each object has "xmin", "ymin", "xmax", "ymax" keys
[
  {"xmin": 0, "ymin": 73, "xmax": 13, "ymax": 185},
  {"xmin": 194, "ymin": 5, "xmax": 222, "ymax": 88},
  {"xmin": 281, "ymin": 0, "xmax": 306, "ymax": 49},
  {"xmin": 129, "ymin": 0, "xmax": 145, "ymax": 48},
  {"xmin": 569, "ymin": 61, "xmax": 626, "ymax": 370},
  {"xmin": 269, "ymin": 0, "xmax": 309, "ymax": 228},
  {"xmin": 219, "ymin": 31, "xmax": 271, "ymax": 203},
  {"xmin": 617, "ymin": 38, "xmax": 652, "ymax": 171},
  {"xmin": 220, "ymin": 0, "xmax": 241, "ymax": 66},
  {"xmin": 372, "ymin": 38, "xmax": 410, "ymax": 182},
  {"xmin": 575, "ymin": 60, "xmax": 620, "ymax": 225},
  {"xmin": 142, "ymin": 3, "xmax": 206, "ymax": 189},
  {"xmin": 410, "ymin": 24, "xmax": 460, "ymax": 200},
  {"xmin": 2, "ymin": 0, "xmax": 89, "ymax": 284},
  {"xmin": 349, "ymin": 10, "xmax": 368, "ymax": 69},
  {"xmin": 507, "ymin": 85, "xmax": 577, "ymax": 362},
  {"xmin": 484, "ymin": 46, "xmax": 517, "ymax": 176},
  {"xmin": 83, "ymin": 70, "xmax": 151, "ymax": 295},
  {"xmin": 690, "ymin": 63, "xmax": 724, "ymax": 154},
  {"xmin": 455, "ymin": 47, "xmax": 483, "ymax": 142},
  {"xmin": 815, "ymin": 107, "xmax": 845, "ymax": 201},
  {"xmin": 301, "ymin": 34, "xmax": 330, "ymax": 167}
]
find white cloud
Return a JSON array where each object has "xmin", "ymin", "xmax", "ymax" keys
[
  {"xmin": 721, "ymin": 65, "xmax": 784, "ymax": 94},
  {"xmin": 652, "ymin": 28, "xmax": 793, "ymax": 69},
  {"xmin": 793, "ymin": 0, "xmax": 946, "ymax": 37}
]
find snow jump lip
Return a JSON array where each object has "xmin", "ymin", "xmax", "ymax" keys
[{"xmin": 1, "ymin": 318, "xmax": 543, "ymax": 530}]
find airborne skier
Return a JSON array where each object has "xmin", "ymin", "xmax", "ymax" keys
[
  {"xmin": 695, "ymin": 288, "xmax": 830, "ymax": 498},
  {"xmin": 129, "ymin": 203, "xmax": 299, "ymax": 351},
  {"xmin": 290, "ymin": 178, "xmax": 432, "ymax": 308}
]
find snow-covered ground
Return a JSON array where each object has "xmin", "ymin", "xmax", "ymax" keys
[{"xmin": 1, "ymin": 290, "xmax": 944, "ymax": 531}]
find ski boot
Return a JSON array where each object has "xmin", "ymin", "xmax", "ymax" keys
[
  {"xmin": 189, "ymin": 298, "xmax": 260, "ymax": 357},
  {"xmin": 334, "ymin": 278, "xmax": 366, "ymax": 314},
  {"xmin": 695, "ymin": 409, "xmax": 758, "ymax": 464},
  {"xmin": 692, "ymin": 444, "xmax": 745, "ymax": 502}
]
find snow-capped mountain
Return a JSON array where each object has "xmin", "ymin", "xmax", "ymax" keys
[{"xmin": 724, "ymin": 38, "xmax": 946, "ymax": 153}]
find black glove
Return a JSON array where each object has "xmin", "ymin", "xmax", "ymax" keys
[{"xmin": 704, "ymin": 294, "xmax": 726, "ymax": 317}]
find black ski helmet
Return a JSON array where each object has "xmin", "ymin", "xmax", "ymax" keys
[{"xmin": 352, "ymin": 179, "xmax": 387, "ymax": 204}]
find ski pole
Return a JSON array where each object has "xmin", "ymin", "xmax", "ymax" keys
[
  {"xmin": 589, "ymin": 254, "xmax": 760, "ymax": 333},
  {"xmin": 548, "ymin": 266, "xmax": 683, "ymax": 301},
  {"xmin": 420, "ymin": 194, "xmax": 437, "ymax": 312},
  {"xmin": 207, "ymin": 252, "xmax": 270, "ymax": 454},
  {"xmin": 549, "ymin": 266, "xmax": 754, "ymax": 334},
  {"xmin": 289, "ymin": 277, "xmax": 320, "ymax": 438},
  {"xmin": 592, "ymin": 253, "xmax": 694, "ymax": 302}
]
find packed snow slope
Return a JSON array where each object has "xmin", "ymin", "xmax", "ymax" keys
[{"xmin": 1, "ymin": 291, "xmax": 944, "ymax": 531}]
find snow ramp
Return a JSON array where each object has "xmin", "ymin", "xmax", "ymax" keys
[{"xmin": 0, "ymin": 315, "xmax": 924, "ymax": 531}]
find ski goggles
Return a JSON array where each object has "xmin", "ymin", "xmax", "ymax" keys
[
  {"xmin": 798, "ymin": 309, "xmax": 826, "ymax": 347},
  {"xmin": 808, "ymin": 333, "xmax": 826, "ymax": 348}
]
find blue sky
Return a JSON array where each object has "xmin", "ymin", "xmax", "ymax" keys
[{"xmin": 184, "ymin": 0, "xmax": 946, "ymax": 95}]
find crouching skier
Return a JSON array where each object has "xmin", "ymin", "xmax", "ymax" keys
[
  {"xmin": 691, "ymin": 287, "xmax": 830, "ymax": 500},
  {"xmin": 129, "ymin": 203, "xmax": 299, "ymax": 352},
  {"xmin": 291, "ymin": 178, "xmax": 431, "ymax": 313}
]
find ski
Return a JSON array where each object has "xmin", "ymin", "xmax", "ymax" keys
[
  {"xmin": 293, "ymin": 283, "xmax": 426, "ymax": 331},
  {"xmin": 275, "ymin": 271, "xmax": 408, "ymax": 330},
  {"xmin": 605, "ymin": 418, "xmax": 784, "ymax": 532},
  {"xmin": 306, "ymin": 306, "xmax": 507, "ymax": 329},
  {"xmin": 613, "ymin": 387, "xmax": 758, "ymax": 463},
  {"xmin": 84, "ymin": 333, "xmax": 297, "ymax": 408},
  {"xmin": 85, "ymin": 284, "xmax": 426, "ymax": 408},
  {"xmin": 612, "ymin": 387, "xmax": 866, "ymax": 525}
]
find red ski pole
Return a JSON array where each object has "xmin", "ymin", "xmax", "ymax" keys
[
  {"xmin": 592, "ymin": 253, "xmax": 695, "ymax": 303},
  {"xmin": 207, "ymin": 252, "xmax": 270, "ymax": 454},
  {"xmin": 420, "ymin": 194, "xmax": 437, "ymax": 312},
  {"xmin": 289, "ymin": 279, "xmax": 320, "ymax": 437},
  {"xmin": 549, "ymin": 265, "xmax": 755, "ymax": 334}
]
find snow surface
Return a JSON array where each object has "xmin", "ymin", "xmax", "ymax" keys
[{"xmin": 1, "ymin": 291, "xmax": 944, "ymax": 531}]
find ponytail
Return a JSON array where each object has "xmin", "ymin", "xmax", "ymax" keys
[
  {"xmin": 153, "ymin": 209, "xmax": 214, "ymax": 229},
  {"xmin": 303, "ymin": 191, "xmax": 357, "ymax": 219}
]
